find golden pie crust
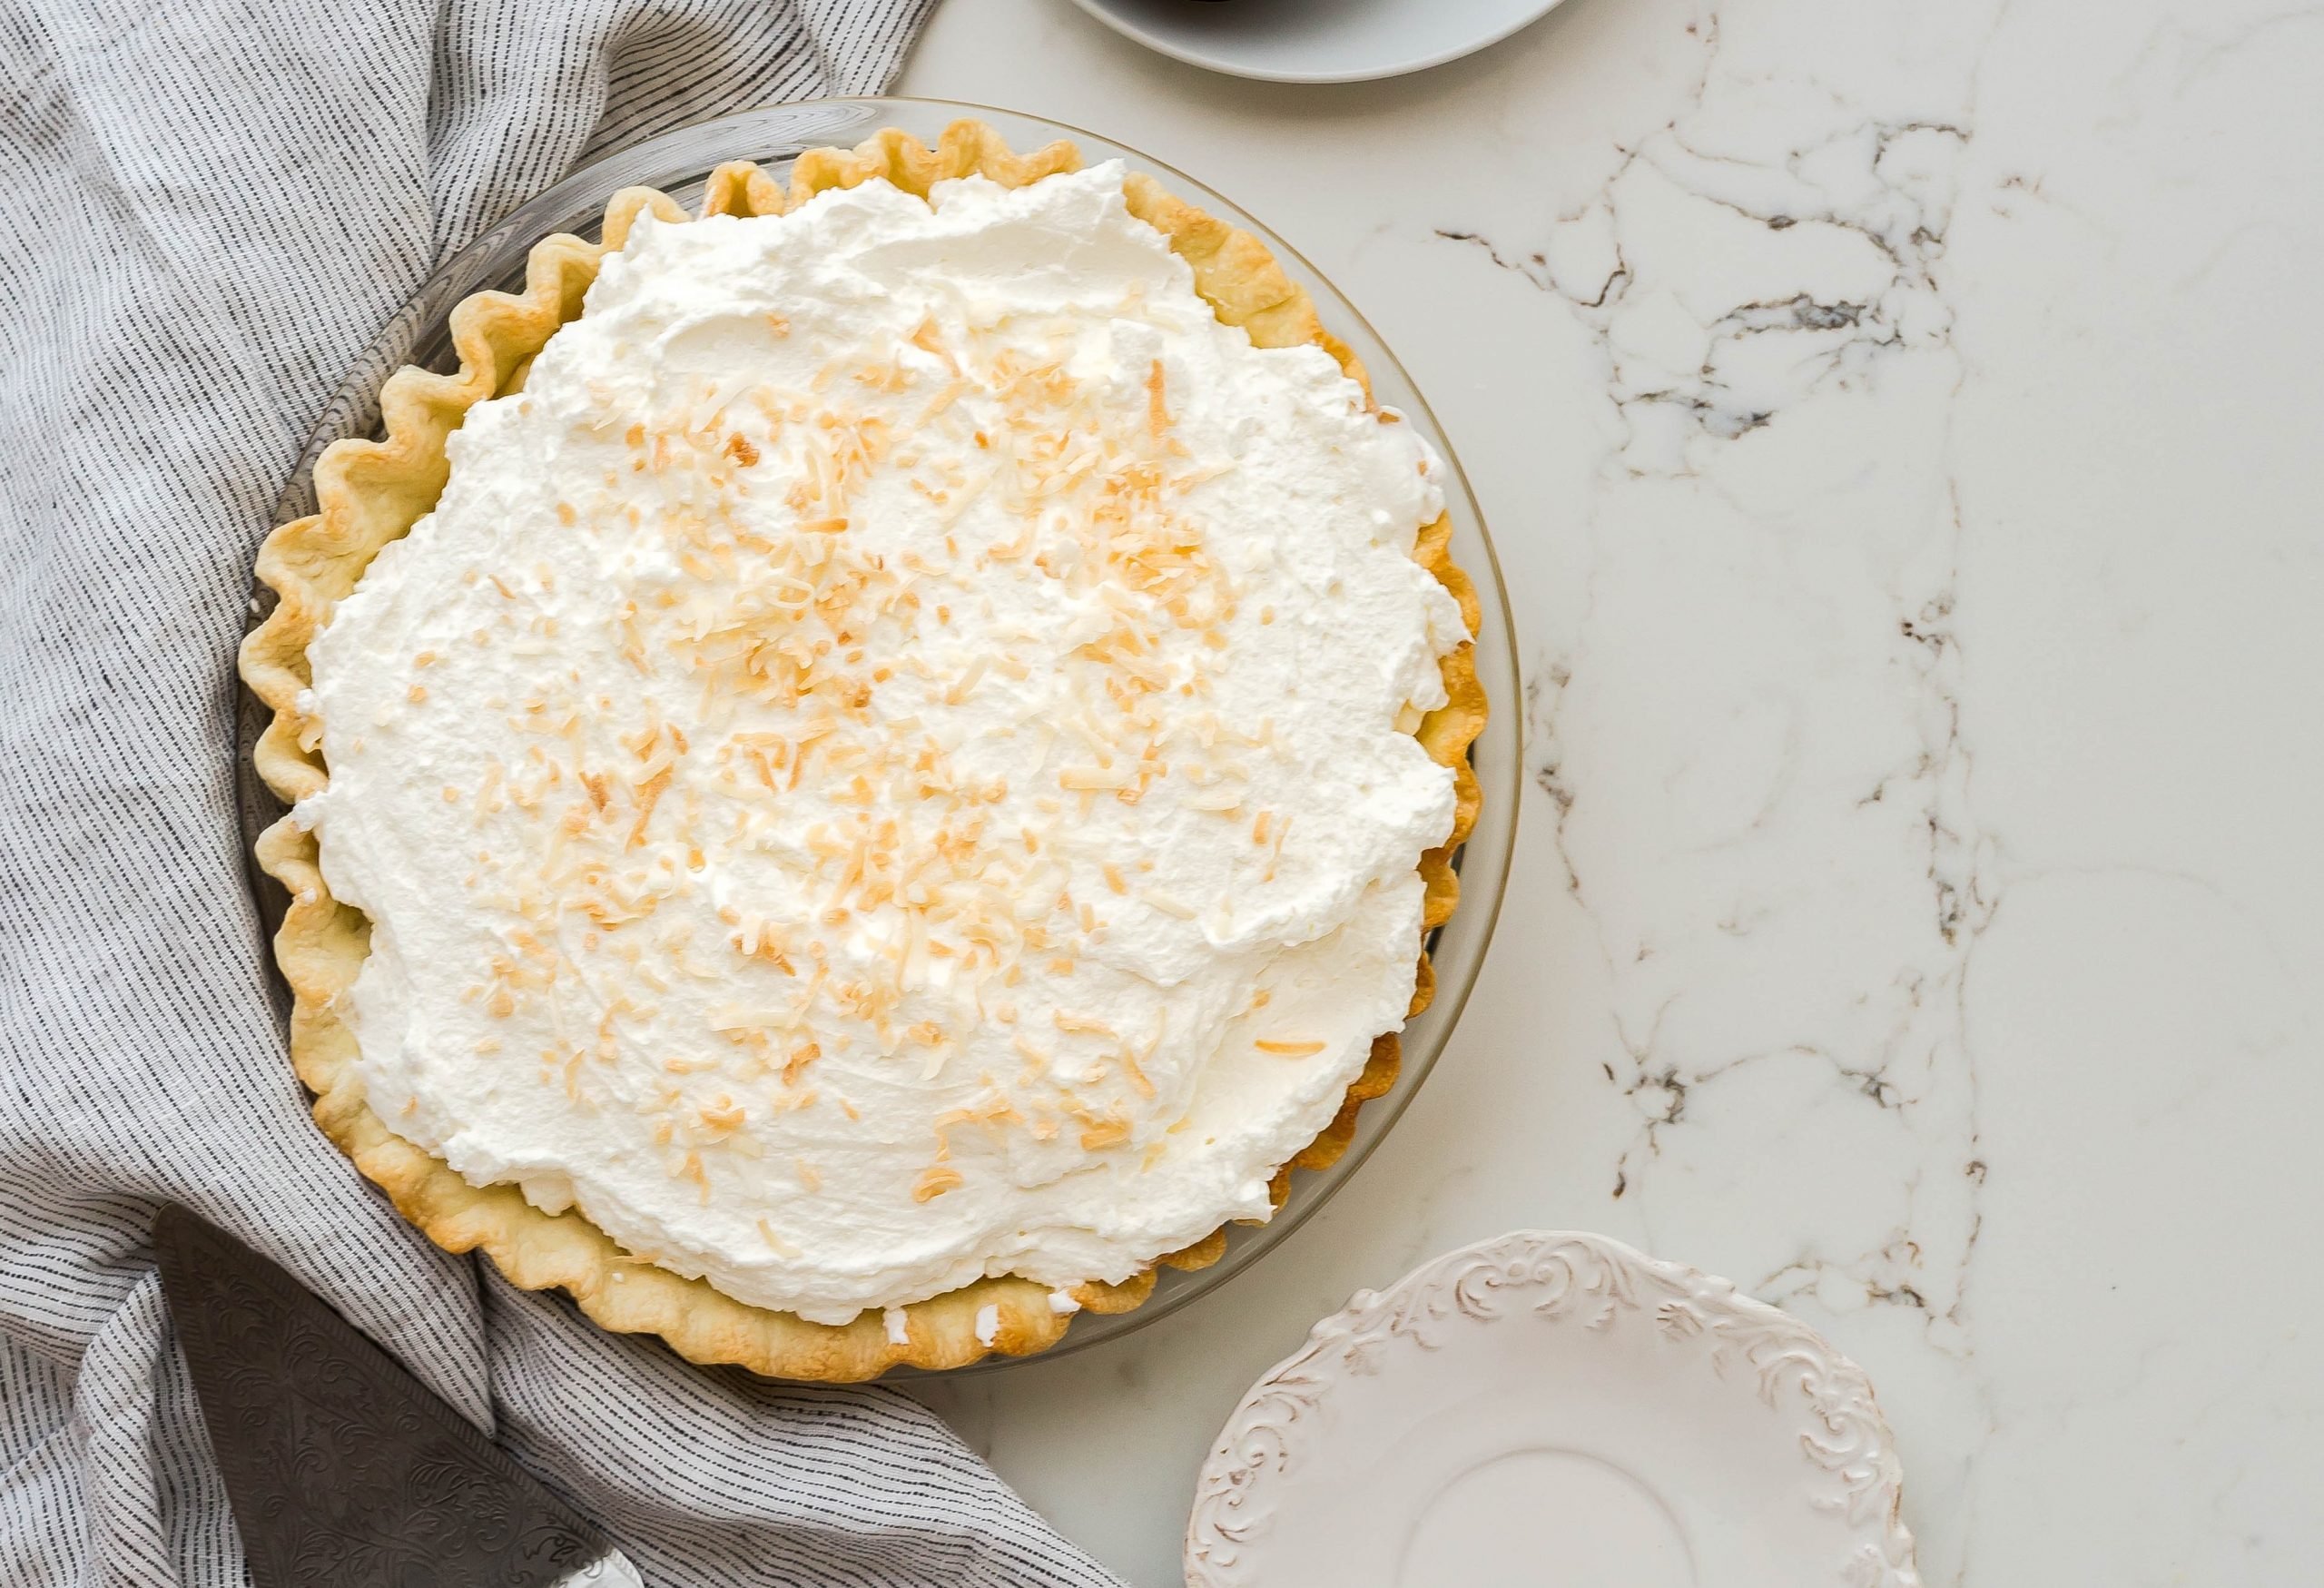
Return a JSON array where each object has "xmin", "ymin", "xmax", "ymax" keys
[{"xmin": 240, "ymin": 120, "xmax": 1486, "ymax": 1381}]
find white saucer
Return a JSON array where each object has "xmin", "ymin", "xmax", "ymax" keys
[
  {"xmin": 1063, "ymin": 0, "xmax": 1567, "ymax": 85},
  {"xmin": 1186, "ymin": 1231, "xmax": 1920, "ymax": 1587}
]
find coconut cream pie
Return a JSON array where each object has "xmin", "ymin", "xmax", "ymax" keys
[{"xmin": 242, "ymin": 122, "xmax": 1483, "ymax": 1379}]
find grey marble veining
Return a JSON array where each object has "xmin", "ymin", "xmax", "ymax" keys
[{"xmin": 899, "ymin": 1, "xmax": 2324, "ymax": 1581}]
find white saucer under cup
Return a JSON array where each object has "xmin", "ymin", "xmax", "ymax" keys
[{"xmin": 1065, "ymin": 0, "xmax": 1569, "ymax": 84}]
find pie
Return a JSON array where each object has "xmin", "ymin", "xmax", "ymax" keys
[{"xmin": 241, "ymin": 120, "xmax": 1484, "ymax": 1381}]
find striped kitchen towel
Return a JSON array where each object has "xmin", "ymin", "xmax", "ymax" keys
[{"xmin": 0, "ymin": 2, "xmax": 1118, "ymax": 1582}]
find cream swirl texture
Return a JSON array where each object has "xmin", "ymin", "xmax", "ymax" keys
[{"xmin": 301, "ymin": 163, "xmax": 1462, "ymax": 1324}]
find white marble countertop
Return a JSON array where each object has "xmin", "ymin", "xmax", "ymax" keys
[{"xmin": 897, "ymin": 2, "xmax": 2324, "ymax": 1582}]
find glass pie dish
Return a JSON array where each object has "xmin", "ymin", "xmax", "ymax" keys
[{"xmin": 233, "ymin": 97, "xmax": 1520, "ymax": 1374}]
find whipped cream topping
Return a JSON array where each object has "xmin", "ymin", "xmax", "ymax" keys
[{"xmin": 301, "ymin": 163, "xmax": 1461, "ymax": 1324}]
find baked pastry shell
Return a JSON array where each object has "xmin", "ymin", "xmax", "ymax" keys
[{"xmin": 239, "ymin": 118, "xmax": 1486, "ymax": 1381}]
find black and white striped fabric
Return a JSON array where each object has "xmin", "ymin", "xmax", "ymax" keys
[{"xmin": 0, "ymin": 3, "xmax": 1120, "ymax": 1583}]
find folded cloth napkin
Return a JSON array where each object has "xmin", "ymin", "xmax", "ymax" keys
[{"xmin": 0, "ymin": 3, "xmax": 1121, "ymax": 1582}]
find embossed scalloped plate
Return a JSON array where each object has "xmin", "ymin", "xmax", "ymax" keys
[{"xmin": 1186, "ymin": 1231, "xmax": 1921, "ymax": 1588}]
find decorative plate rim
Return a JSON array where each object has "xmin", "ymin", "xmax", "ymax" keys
[{"xmin": 1185, "ymin": 1228, "xmax": 1921, "ymax": 1587}]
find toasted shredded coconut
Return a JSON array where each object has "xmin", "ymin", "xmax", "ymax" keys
[{"xmin": 303, "ymin": 162, "xmax": 1461, "ymax": 1325}]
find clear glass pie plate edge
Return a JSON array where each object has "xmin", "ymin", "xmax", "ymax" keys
[{"xmin": 235, "ymin": 96, "xmax": 1521, "ymax": 1376}]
